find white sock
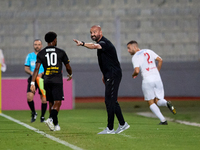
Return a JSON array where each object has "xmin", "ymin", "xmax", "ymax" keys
[
  {"xmin": 150, "ymin": 103, "xmax": 166, "ymax": 122},
  {"xmin": 157, "ymin": 99, "xmax": 167, "ymax": 107}
]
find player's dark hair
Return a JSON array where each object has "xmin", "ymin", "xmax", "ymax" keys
[
  {"xmin": 34, "ymin": 39, "xmax": 42, "ymax": 44},
  {"xmin": 45, "ymin": 32, "xmax": 57, "ymax": 43},
  {"xmin": 127, "ymin": 40, "xmax": 138, "ymax": 46}
]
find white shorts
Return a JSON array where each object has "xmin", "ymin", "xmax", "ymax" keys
[{"xmin": 142, "ymin": 80, "xmax": 164, "ymax": 101}]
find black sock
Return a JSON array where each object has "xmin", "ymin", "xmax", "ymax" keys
[
  {"xmin": 51, "ymin": 109, "xmax": 58, "ymax": 125},
  {"xmin": 41, "ymin": 103, "xmax": 47, "ymax": 118},
  {"xmin": 28, "ymin": 101, "xmax": 35, "ymax": 113}
]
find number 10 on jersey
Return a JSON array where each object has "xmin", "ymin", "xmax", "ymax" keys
[{"xmin": 45, "ymin": 52, "xmax": 57, "ymax": 66}]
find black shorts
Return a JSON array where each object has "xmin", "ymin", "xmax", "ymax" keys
[
  {"xmin": 27, "ymin": 76, "xmax": 42, "ymax": 95},
  {"xmin": 44, "ymin": 83, "xmax": 64, "ymax": 102}
]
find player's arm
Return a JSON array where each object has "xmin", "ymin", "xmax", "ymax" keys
[
  {"xmin": 156, "ymin": 56, "xmax": 163, "ymax": 71},
  {"xmin": 102, "ymin": 75, "xmax": 105, "ymax": 84},
  {"xmin": 25, "ymin": 65, "xmax": 43, "ymax": 77},
  {"xmin": 132, "ymin": 67, "xmax": 140, "ymax": 79},
  {"xmin": 73, "ymin": 39, "xmax": 102, "ymax": 49},
  {"xmin": 24, "ymin": 66, "xmax": 33, "ymax": 75},
  {"xmin": 30, "ymin": 63, "xmax": 41, "ymax": 93},
  {"xmin": 65, "ymin": 63, "xmax": 73, "ymax": 81}
]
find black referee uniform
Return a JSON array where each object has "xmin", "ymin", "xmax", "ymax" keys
[{"xmin": 97, "ymin": 36, "xmax": 125, "ymax": 130}]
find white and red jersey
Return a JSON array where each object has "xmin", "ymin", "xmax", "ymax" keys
[{"xmin": 132, "ymin": 49, "xmax": 161, "ymax": 82}]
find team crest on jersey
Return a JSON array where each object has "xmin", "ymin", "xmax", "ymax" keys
[{"xmin": 31, "ymin": 61, "xmax": 35, "ymax": 66}]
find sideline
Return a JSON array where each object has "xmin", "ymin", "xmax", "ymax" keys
[
  {"xmin": 137, "ymin": 112, "xmax": 200, "ymax": 127},
  {"xmin": 0, "ymin": 113, "xmax": 83, "ymax": 150}
]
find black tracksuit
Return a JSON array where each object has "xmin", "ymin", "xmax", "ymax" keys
[{"xmin": 97, "ymin": 36, "xmax": 125, "ymax": 130}]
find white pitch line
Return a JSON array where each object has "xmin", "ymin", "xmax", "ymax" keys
[
  {"xmin": 0, "ymin": 113, "xmax": 83, "ymax": 150},
  {"xmin": 137, "ymin": 112, "xmax": 200, "ymax": 127},
  {"xmin": 119, "ymin": 133, "xmax": 134, "ymax": 139}
]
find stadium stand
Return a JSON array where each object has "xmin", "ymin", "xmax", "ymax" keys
[
  {"xmin": 0, "ymin": 0, "xmax": 199, "ymax": 64},
  {"xmin": 0, "ymin": 0, "xmax": 200, "ymax": 97}
]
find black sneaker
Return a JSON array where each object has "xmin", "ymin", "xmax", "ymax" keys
[
  {"xmin": 167, "ymin": 101, "xmax": 176, "ymax": 115},
  {"xmin": 159, "ymin": 121, "xmax": 168, "ymax": 125},
  {"xmin": 31, "ymin": 112, "xmax": 37, "ymax": 123},
  {"xmin": 40, "ymin": 117, "xmax": 45, "ymax": 123}
]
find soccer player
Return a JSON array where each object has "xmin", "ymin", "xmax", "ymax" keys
[
  {"xmin": 73, "ymin": 25, "xmax": 130, "ymax": 134},
  {"xmin": 30, "ymin": 32, "xmax": 72, "ymax": 131},
  {"xmin": 127, "ymin": 40, "xmax": 176, "ymax": 125},
  {"xmin": 24, "ymin": 39, "xmax": 47, "ymax": 123},
  {"xmin": 0, "ymin": 49, "xmax": 6, "ymax": 72}
]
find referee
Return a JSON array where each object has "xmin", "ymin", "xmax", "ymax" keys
[
  {"xmin": 24, "ymin": 39, "xmax": 47, "ymax": 123},
  {"xmin": 73, "ymin": 25, "xmax": 130, "ymax": 134}
]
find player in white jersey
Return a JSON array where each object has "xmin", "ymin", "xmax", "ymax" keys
[
  {"xmin": 127, "ymin": 40, "xmax": 176, "ymax": 125},
  {"xmin": 0, "ymin": 49, "xmax": 6, "ymax": 72}
]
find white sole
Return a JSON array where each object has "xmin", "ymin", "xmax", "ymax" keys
[
  {"xmin": 45, "ymin": 122, "xmax": 54, "ymax": 131},
  {"xmin": 116, "ymin": 125, "xmax": 130, "ymax": 134}
]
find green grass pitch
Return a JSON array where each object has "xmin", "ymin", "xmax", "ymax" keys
[{"xmin": 1, "ymin": 100, "xmax": 200, "ymax": 150}]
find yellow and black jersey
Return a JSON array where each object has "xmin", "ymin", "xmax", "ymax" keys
[{"xmin": 36, "ymin": 46, "xmax": 70, "ymax": 83}]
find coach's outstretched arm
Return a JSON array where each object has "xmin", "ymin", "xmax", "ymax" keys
[{"xmin": 73, "ymin": 39, "xmax": 102, "ymax": 49}]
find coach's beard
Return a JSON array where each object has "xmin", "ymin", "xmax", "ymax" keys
[{"xmin": 91, "ymin": 35, "xmax": 100, "ymax": 42}]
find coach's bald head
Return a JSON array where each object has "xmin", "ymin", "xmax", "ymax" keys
[{"xmin": 90, "ymin": 25, "xmax": 103, "ymax": 42}]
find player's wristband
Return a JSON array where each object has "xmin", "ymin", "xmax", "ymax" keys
[
  {"xmin": 31, "ymin": 81, "xmax": 35, "ymax": 86},
  {"xmin": 81, "ymin": 41, "xmax": 85, "ymax": 46},
  {"xmin": 68, "ymin": 74, "xmax": 73, "ymax": 78}
]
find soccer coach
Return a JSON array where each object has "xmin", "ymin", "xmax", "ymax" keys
[{"xmin": 73, "ymin": 25, "xmax": 130, "ymax": 134}]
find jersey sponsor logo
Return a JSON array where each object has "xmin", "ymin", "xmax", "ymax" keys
[
  {"xmin": 45, "ymin": 66, "xmax": 59, "ymax": 75},
  {"xmin": 48, "ymin": 66, "xmax": 59, "ymax": 70},
  {"xmin": 46, "ymin": 48, "xmax": 55, "ymax": 52},
  {"xmin": 146, "ymin": 67, "xmax": 156, "ymax": 71}
]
